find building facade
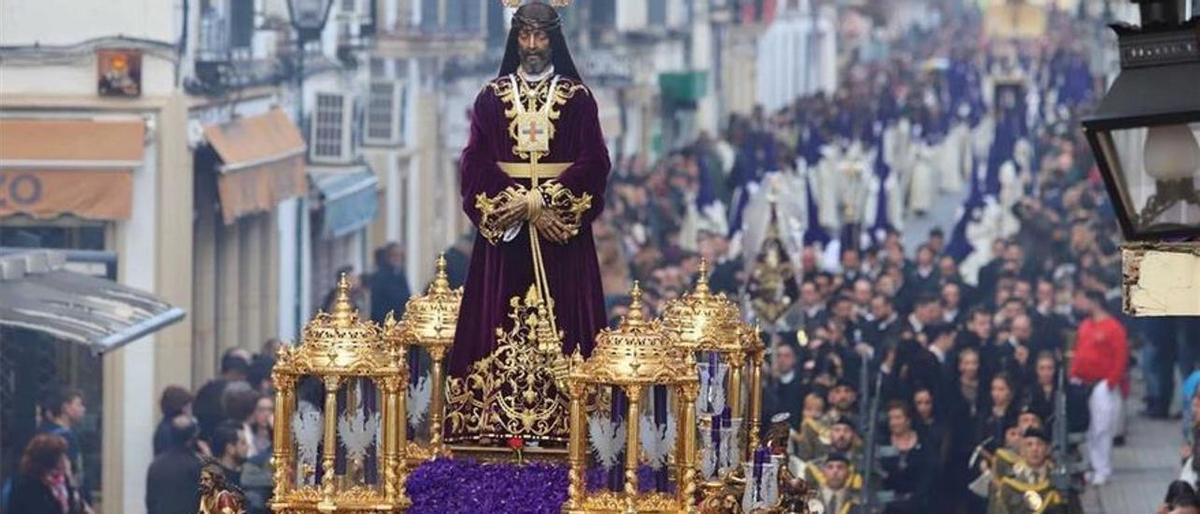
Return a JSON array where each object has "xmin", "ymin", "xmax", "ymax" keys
[{"xmin": 0, "ymin": 0, "xmax": 380, "ymax": 512}]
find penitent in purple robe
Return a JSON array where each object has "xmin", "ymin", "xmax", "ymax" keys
[{"xmin": 448, "ymin": 74, "xmax": 610, "ymax": 378}]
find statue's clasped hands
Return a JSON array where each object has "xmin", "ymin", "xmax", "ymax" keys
[{"xmin": 526, "ymin": 189, "xmax": 575, "ymax": 244}]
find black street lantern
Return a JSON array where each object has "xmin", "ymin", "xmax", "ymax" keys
[
  {"xmin": 1082, "ymin": 0, "xmax": 1200, "ymax": 240},
  {"xmin": 287, "ymin": 0, "xmax": 334, "ymax": 43}
]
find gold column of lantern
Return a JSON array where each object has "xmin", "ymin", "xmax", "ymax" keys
[
  {"xmin": 659, "ymin": 260, "xmax": 763, "ymax": 469},
  {"xmin": 270, "ymin": 275, "xmax": 410, "ymax": 513},
  {"xmin": 385, "ymin": 255, "xmax": 462, "ymax": 463},
  {"xmin": 564, "ymin": 283, "xmax": 699, "ymax": 514}
]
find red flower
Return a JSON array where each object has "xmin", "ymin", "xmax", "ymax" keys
[{"xmin": 507, "ymin": 436, "xmax": 525, "ymax": 450}]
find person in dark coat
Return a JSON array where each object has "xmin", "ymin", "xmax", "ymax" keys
[
  {"xmin": 878, "ymin": 401, "xmax": 936, "ymax": 514},
  {"xmin": 194, "ymin": 349, "xmax": 250, "ymax": 442},
  {"xmin": 153, "ymin": 386, "xmax": 194, "ymax": 456},
  {"xmin": 7, "ymin": 433, "xmax": 85, "ymax": 514},
  {"xmin": 765, "ymin": 339, "xmax": 807, "ymax": 428},
  {"xmin": 368, "ymin": 242, "xmax": 413, "ymax": 323},
  {"xmin": 146, "ymin": 415, "xmax": 203, "ymax": 514}
]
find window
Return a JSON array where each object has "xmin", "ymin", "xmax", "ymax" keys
[
  {"xmin": 420, "ymin": 0, "xmax": 439, "ymax": 29},
  {"xmin": 311, "ymin": 92, "xmax": 355, "ymax": 163},
  {"xmin": 648, "ymin": 0, "xmax": 667, "ymax": 26},
  {"xmin": 364, "ymin": 80, "xmax": 405, "ymax": 146},
  {"xmin": 0, "ymin": 225, "xmax": 106, "ymax": 250},
  {"xmin": 230, "ymin": 0, "xmax": 254, "ymax": 49}
]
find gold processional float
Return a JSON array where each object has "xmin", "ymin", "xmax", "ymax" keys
[{"xmin": 267, "ymin": 256, "xmax": 818, "ymax": 513}]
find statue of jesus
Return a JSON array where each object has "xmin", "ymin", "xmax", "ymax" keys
[{"xmin": 449, "ymin": 2, "xmax": 609, "ymax": 384}]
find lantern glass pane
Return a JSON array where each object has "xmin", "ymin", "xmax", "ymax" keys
[
  {"xmin": 406, "ymin": 347, "xmax": 434, "ymax": 445},
  {"xmin": 1099, "ymin": 122, "xmax": 1200, "ymax": 235},
  {"xmin": 291, "ymin": 375, "xmax": 328, "ymax": 492},
  {"xmin": 335, "ymin": 376, "xmax": 382, "ymax": 492},
  {"xmin": 585, "ymin": 385, "xmax": 625, "ymax": 493}
]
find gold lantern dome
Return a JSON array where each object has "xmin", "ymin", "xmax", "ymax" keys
[
  {"xmin": 659, "ymin": 259, "xmax": 744, "ymax": 353},
  {"xmin": 388, "ymin": 254, "xmax": 462, "ymax": 348},
  {"xmin": 277, "ymin": 274, "xmax": 400, "ymax": 377},
  {"xmin": 575, "ymin": 282, "xmax": 694, "ymax": 385},
  {"xmin": 383, "ymin": 254, "xmax": 462, "ymax": 463}
]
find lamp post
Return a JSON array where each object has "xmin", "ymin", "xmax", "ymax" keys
[
  {"xmin": 1082, "ymin": 0, "xmax": 1200, "ymax": 316},
  {"xmin": 1081, "ymin": 0, "xmax": 1200, "ymax": 241},
  {"xmin": 286, "ymin": 0, "xmax": 334, "ymax": 336}
]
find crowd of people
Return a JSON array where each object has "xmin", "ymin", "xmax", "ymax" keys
[{"xmin": 595, "ymin": 4, "xmax": 1193, "ymax": 514}]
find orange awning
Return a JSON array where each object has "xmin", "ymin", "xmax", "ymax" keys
[
  {"xmin": 0, "ymin": 118, "xmax": 144, "ymax": 220},
  {"xmin": 203, "ymin": 108, "xmax": 307, "ymax": 224}
]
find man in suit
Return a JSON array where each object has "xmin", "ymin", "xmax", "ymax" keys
[{"xmin": 146, "ymin": 416, "xmax": 204, "ymax": 514}]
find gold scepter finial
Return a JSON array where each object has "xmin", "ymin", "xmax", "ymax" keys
[{"xmin": 329, "ymin": 272, "xmax": 356, "ymax": 326}]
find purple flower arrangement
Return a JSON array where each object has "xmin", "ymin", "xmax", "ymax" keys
[
  {"xmin": 406, "ymin": 458, "xmax": 568, "ymax": 514},
  {"xmin": 406, "ymin": 459, "xmax": 677, "ymax": 513}
]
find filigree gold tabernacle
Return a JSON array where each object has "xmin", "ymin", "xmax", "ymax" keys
[
  {"xmin": 386, "ymin": 255, "xmax": 462, "ymax": 463},
  {"xmin": 660, "ymin": 262, "xmax": 767, "ymax": 465},
  {"xmin": 563, "ymin": 283, "xmax": 700, "ymax": 514},
  {"xmin": 270, "ymin": 275, "xmax": 410, "ymax": 513},
  {"xmin": 444, "ymin": 285, "xmax": 572, "ymax": 444}
]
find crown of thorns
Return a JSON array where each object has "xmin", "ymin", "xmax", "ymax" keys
[{"xmin": 512, "ymin": 4, "xmax": 562, "ymax": 31}]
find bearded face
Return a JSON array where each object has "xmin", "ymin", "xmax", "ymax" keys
[{"xmin": 517, "ymin": 27, "xmax": 551, "ymax": 75}]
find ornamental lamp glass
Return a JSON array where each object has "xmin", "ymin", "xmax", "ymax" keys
[
  {"xmin": 1082, "ymin": 10, "xmax": 1200, "ymax": 240},
  {"xmin": 287, "ymin": 0, "xmax": 334, "ymax": 40}
]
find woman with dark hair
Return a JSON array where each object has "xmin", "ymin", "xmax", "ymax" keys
[
  {"xmin": 878, "ymin": 400, "xmax": 935, "ymax": 514},
  {"xmin": 913, "ymin": 388, "xmax": 949, "ymax": 472},
  {"xmin": 977, "ymin": 373, "xmax": 1018, "ymax": 454},
  {"xmin": 1026, "ymin": 351, "xmax": 1058, "ymax": 427},
  {"xmin": 946, "ymin": 347, "xmax": 986, "ymax": 513},
  {"xmin": 7, "ymin": 433, "xmax": 84, "ymax": 514}
]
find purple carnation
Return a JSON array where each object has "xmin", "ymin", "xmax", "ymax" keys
[{"xmin": 407, "ymin": 459, "xmax": 569, "ymax": 514}]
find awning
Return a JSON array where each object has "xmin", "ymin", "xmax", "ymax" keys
[
  {"xmin": 0, "ymin": 250, "xmax": 185, "ymax": 354},
  {"xmin": 204, "ymin": 108, "xmax": 307, "ymax": 224},
  {"xmin": 310, "ymin": 164, "xmax": 379, "ymax": 239},
  {"xmin": 0, "ymin": 118, "xmax": 144, "ymax": 220}
]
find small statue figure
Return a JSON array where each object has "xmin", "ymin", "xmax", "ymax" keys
[
  {"xmin": 699, "ymin": 482, "xmax": 743, "ymax": 514},
  {"xmin": 198, "ymin": 460, "xmax": 246, "ymax": 514}
]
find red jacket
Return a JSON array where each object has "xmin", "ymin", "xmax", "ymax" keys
[{"xmin": 1069, "ymin": 315, "xmax": 1129, "ymax": 395}]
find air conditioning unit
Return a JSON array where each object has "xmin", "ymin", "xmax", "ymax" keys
[
  {"xmin": 362, "ymin": 80, "xmax": 405, "ymax": 147},
  {"xmin": 310, "ymin": 91, "xmax": 356, "ymax": 164}
]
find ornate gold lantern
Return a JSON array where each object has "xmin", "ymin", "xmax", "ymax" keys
[
  {"xmin": 564, "ymin": 283, "xmax": 699, "ymax": 513},
  {"xmin": 659, "ymin": 260, "xmax": 765, "ymax": 483},
  {"xmin": 270, "ymin": 275, "xmax": 410, "ymax": 513},
  {"xmin": 385, "ymin": 254, "xmax": 461, "ymax": 463}
]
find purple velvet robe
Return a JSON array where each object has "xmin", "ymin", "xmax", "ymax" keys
[{"xmin": 448, "ymin": 74, "xmax": 610, "ymax": 377}]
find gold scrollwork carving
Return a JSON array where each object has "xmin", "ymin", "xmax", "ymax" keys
[
  {"xmin": 444, "ymin": 286, "xmax": 571, "ymax": 444},
  {"xmin": 474, "ymin": 185, "xmax": 528, "ymax": 245}
]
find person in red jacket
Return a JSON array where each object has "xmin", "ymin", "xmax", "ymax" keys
[{"xmin": 1069, "ymin": 288, "xmax": 1128, "ymax": 486}]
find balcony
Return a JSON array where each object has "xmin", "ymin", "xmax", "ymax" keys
[{"xmin": 188, "ymin": 10, "xmax": 287, "ymax": 96}]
